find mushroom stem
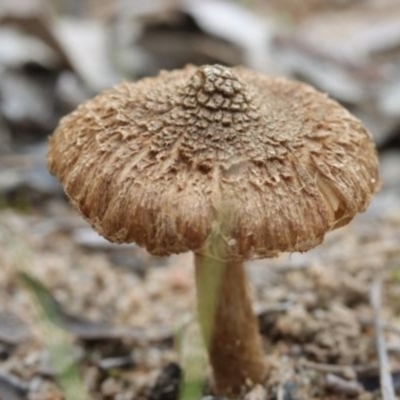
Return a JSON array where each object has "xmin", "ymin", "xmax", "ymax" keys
[{"xmin": 194, "ymin": 253, "xmax": 267, "ymax": 396}]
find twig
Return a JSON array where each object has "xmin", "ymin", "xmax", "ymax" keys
[
  {"xmin": 301, "ymin": 360, "xmax": 356, "ymax": 380},
  {"xmin": 370, "ymin": 279, "xmax": 396, "ymax": 400},
  {"xmin": 325, "ymin": 374, "xmax": 363, "ymax": 397}
]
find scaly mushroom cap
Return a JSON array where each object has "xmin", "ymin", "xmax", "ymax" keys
[{"xmin": 48, "ymin": 65, "xmax": 380, "ymax": 259}]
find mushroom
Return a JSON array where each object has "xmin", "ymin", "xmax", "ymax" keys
[{"xmin": 47, "ymin": 64, "xmax": 380, "ymax": 396}]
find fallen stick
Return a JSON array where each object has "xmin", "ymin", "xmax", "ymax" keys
[{"xmin": 370, "ymin": 279, "xmax": 396, "ymax": 400}]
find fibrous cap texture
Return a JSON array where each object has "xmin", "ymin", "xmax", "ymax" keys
[{"xmin": 48, "ymin": 64, "xmax": 380, "ymax": 259}]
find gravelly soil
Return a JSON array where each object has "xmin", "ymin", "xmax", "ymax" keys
[{"xmin": 0, "ymin": 181, "xmax": 399, "ymax": 399}]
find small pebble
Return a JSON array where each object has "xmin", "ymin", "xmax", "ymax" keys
[
  {"xmin": 101, "ymin": 377, "xmax": 122, "ymax": 396},
  {"xmin": 98, "ymin": 354, "xmax": 135, "ymax": 371}
]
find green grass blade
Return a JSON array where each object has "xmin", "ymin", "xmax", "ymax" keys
[{"xmin": 19, "ymin": 272, "xmax": 89, "ymax": 400}]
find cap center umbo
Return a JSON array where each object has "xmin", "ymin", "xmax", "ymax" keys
[
  {"xmin": 180, "ymin": 64, "xmax": 254, "ymax": 114},
  {"xmin": 171, "ymin": 65, "xmax": 262, "ymax": 171}
]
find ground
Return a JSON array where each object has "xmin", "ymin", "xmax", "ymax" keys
[{"xmin": 0, "ymin": 177, "xmax": 399, "ymax": 399}]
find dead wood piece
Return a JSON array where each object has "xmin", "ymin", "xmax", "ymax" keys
[
  {"xmin": 370, "ymin": 279, "xmax": 396, "ymax": 400},
  {"xmin": 325, "ymin": 373, "xmax": 363, "ymax": 396}
]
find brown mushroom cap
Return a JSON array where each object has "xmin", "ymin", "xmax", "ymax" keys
[{"xmin": 48, "ymin": 64, "xmax": 380, "ymax": 259}]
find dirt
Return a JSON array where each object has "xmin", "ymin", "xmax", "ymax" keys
[{"xmin": 0, "ymin": 180, "xmax": 399, "ymax": 399}]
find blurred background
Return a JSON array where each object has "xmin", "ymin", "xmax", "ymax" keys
[
  {"xmin": 1, "ymin": 0, "xmax": 400, "ymax": 198},
  {"xmin": 0, "ymin": 0, "xmax": 400, "ymax": 399}
]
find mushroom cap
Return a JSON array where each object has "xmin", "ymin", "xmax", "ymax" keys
[{"xmin": 48, "ymin": 65, "xmax": 380, "ymax": 259}]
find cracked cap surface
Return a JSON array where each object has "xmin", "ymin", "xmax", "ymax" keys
[{"xmin": 48, "ymin": 64, "xmax": 380, "ymax": 259}]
